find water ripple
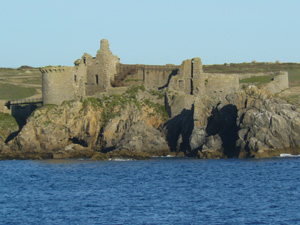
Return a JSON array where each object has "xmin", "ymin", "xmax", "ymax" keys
[{"xmin": 0, "ymin": 157, "xmax": 299, "ymax": 224}]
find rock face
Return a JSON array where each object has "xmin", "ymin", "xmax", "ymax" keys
[
  {"xmin": 183, "ymin": 95, "xmax": 239, "ymax": 159},
  {"xmin": 1, "ymin": 85, "xmax": 300, "ymax": 160},
  {"xmin": 187, "ymin": 86, "xmax": 300, "ymax": 158},
  {"xmin": 235, "ymin": 87, "xmax": 300, "ymax": 158},
  {"xmin": 1, "ymin": 87, "xmax": 170, "ymax": 159}
]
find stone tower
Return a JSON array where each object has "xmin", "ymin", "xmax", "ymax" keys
[{"xmin": 85, "ymin": 39, "xmax": 120, "ymax": 94}]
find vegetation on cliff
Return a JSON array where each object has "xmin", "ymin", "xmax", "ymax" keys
[
  {"xmin": 0, "ymin": 112, "xmax": 18, "ymax": 143},
  {"xmin": 0, "ymin": 86, "xmax": 170, "ymax": 160}
]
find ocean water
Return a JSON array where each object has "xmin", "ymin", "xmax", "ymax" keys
[{"xmin": 0, "ymin": 156, "xmax": 300, "ymax": 224}]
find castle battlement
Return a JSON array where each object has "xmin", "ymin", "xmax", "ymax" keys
[{"xmin": 40, "ymin": 67, "xmax": 69, "ymax": 74}]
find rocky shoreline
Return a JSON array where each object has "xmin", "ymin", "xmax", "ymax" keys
[{"xmin": 1, "ymin": 86, "xmax": 300, "ymax": 160}]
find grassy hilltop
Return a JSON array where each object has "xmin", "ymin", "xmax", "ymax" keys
[{"xmin": 0, "ymin": 66, "xmax": 42, "ymax": 100}]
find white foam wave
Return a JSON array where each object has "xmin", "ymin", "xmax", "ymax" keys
[
  {"xmin": 279, "ymin": 153, "xmax": 300, "ymax": 158},
  {"xmin": 108, "ymin": 158, "xmax": 132, "ymax": 161},
  {"xmin": 152, "ymin": 155, "xmax": 175, "ymax": 158}
]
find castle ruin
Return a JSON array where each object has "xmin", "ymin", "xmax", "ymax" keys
[{"xmin": 40, "ymin": 39, "xmax": 288, "ymax": 107}]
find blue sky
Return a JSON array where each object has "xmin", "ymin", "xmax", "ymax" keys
[{"xmin": 1, "ymin": 0, "xmax": 300, "ymax": 67}]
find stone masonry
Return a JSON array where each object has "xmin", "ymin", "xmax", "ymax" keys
[{"xmin": 40, "ymin": 39, "xmax": 289, "ymax": 106}]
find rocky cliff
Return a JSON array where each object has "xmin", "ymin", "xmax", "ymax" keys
[
  {"xmin": 0, "ymin": 87, "xmax": 170, "ymax": 159},
  {"xmin": 185, "ymin": 86, "xmax": 300, "ymax": 158},
  {"xmin": 1, "ymin": 86, "xmax": 300, "ymax": 160}
]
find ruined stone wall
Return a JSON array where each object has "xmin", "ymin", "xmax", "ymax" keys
[
  {"xmin": 42, "ymin": 39, "xmax": 288, "ymax": 108},
  {"xmin": 116, "ymin": 64, "xmax": 179, "ymax": 89},
  {"xmin": 143, "ymin": 65, "xmax": 179, "ymax": 90},
  {"xmin": 168, "ymin": 59, "xmax": 193, "ymax": 95},
  {"xmin": 237, "ymin": 72, "xmax": 278, "ymax": 80},
  {"xmin": 264, "ymin": 71, "xmax": 289, "ymax": 94},
  {"xmin": 191, "ymin": 57, "xmax": 205, "ymax": 96},
  {"xmin": 203, "ymin": 73, "xmax": 239, "ymax": 99},
  {"xmin": 86, "ymin": 39, "xmax": 119, "ymax": 96},
  {"xmin": 41, "ymin": 67, "xmax": 76, "ymax": 105},
  {"xmin": 168, "ymin": 58, "xmax": 204, "ymax": 96},
  {"xmin": 115, "ymin": 64, "xmax": 143, "ymax": 87},
  {"xmin": 72, "ymin": 57, "xmax": 88, "ymax": 100}
]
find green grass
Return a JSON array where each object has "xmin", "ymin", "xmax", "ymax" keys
[
  {"xmin": 0, "ymin": 78, "xmax": 42, "ymax": 86},
  {"xmin": 0, "ymin": 112, "xmax": 19, "ymax": 140},
  {"xmin": 79, "ymin": 85, "xmax": 168, "ymax": 126},
  {"xmin": 240, "ymin": 74, "xmax": 277, "ymax": 86},
  {"xmin": 0, "ymin": 67, "xmax": 41, "ymax": 100},
  {"xmin": 0, "ymin": 68, "xmax": 41, "ymax": 79},
  {"xmin": 0, "ymin": 83, "xmax": 36, "ymax": 100},
  {"xmin": 142, "ymin": 98, "xmax": 169, "ymax": 121},
  {"xmin": 21, "ymin": 79, "xmax": 42, "ymax": 85},
  {"xmin": 288, "ymin": 70, "xmax": 300, "ymax": 87},
  {"xmin": 0, "ymin": 68, "xmax": 21, "ymax": 76},
  {"xmin": 0, "ymin": 112, "xmax": 18, "ymax": 129},
  {"xmin": 203, "ymin": 62, "xmax": 300, "ymax": 74},
  {"xmin": 280, "ymin": 94, "xmax": 300, "ymax": 104}
]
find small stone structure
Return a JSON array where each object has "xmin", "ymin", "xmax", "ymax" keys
[{"xmin": 40, "ymin": 39, "xmax": 289, "ymax": 106}]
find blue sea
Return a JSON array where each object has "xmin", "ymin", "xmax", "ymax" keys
[{"xmin": 0, "ymin": 156, "xmax": 300, "ymax": 224}]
